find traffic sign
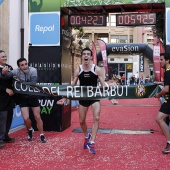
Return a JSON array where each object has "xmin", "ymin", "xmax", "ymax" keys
[{"xmin": 29, "ymin": 12, "xmax": 60, "ymax": 46}]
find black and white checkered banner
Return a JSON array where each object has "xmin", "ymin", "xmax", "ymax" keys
[{"xmin": 13, "ymin": 81, "xmax": 160, "ymax": 100}]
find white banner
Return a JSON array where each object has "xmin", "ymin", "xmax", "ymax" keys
[{"xmin": 153, "ymin": 46, "xmax": 160, "ymax": 56}]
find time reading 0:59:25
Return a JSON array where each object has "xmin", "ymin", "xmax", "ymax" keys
[
  {"xmin": 116, "ymin": 13, "xmax": 156, "ymax": 26},
  {"xmin": 68, "ymin": 14, "xmax": 107, "ymax": 27}
]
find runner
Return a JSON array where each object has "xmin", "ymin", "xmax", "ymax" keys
[
  {"xmin": 57, "ymin": 47, "xmax": 106, "ymax": 154},
  {"xmin": 155, "ymin": 53, "xmax": 170, "ymax": 154}
]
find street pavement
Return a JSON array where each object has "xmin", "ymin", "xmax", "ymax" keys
[{"xmin": 0, "ymin": 98, "xmax": 170, "ymax": 170}]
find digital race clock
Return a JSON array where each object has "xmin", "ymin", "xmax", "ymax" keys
[
  {"xmin": 68, "ymin": 14, "xmax": 107, "ymax": 27},
  {"xmin": 116, "ymin": 13, "xmax": 156, "ymax": 26}
]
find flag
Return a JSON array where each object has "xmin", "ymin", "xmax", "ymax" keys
[
  {"xmin": 92, "ymin": 41, "xmax": 97, "ymax": 65},
  {"xmin": 160, "ymin": 41, "xmax": 165, "ymax": 82},
  {"xmin": 153, "ymin": 37, "xmax": 160, "ymax": 81},
  {"xmin": 97, "ymin": 39, "xmax": 109, "ymax": 80}
]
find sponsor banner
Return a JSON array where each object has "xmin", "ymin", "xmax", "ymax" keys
[
  {"xmin": 153, "ymin": 37, "xmax": 161, "ymax": 81},
  {"xmin": 29, "ymin": 95, "xmax": 63, "ymax": 131},
  {"xmin": 13, "ymin": 81, "xmax": 160, "ymax": 100},
  {"xmin": 160, "ymin": 41, "xmax": 165, "ymax": 82},
  {"xmin": 111, "ymin": 44, "xmax": 139, "ymax": 53},
  {"xmin": 166, "ymin": 8, "xmax": 170, "ymax": 45},
  {"xmin": 29, "ymin": 12, "xmax": 60, "ymax": 46},
  {"xmin": 97, "ymin": 39, "xmax": 109, "ymax": 80},
  {"xmin": 11, "ymin": 105, "xmax": 24, "ymax": 129},
  {"xmin": 61, "ymin": 0, "xmax": 164, "ymax": 7},
  {"xmin": 28, "ymin": 46, "xmax": 70, "ymax": 131},
  {"xmin": 139, "ymin": 55, "xmax": 144, "ymax": 72},
  {"xmin": 105, "ymin": 43, "xmax": 153, "ymax": 62},
  {"xmin": 92, "ymin": 41, "xmax": 97, "ymax": 65},
  {"xmin": 29, "ymin": 0, "xmax": 60, "ymax": 12},
  {"xmin": 29, "ymin": 46, "xmax": 61, "ymax": 83},
  {"xmin": 153, "ymin": 45, "xmax": 160, "ymax": 56}
]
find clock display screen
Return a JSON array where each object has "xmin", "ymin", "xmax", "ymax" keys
[
  {"xmin": 116, "ymin": 13, "xmax": 156, "ymax": 26},
  {"xmin": 68, "ymin": 14, "xmax": 107, "ymax": 27}
]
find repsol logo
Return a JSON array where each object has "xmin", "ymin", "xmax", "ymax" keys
[
  {"xmin": 39, "ymin": 99, "xmax": 54, "ymax": 114},
  {"xmin": 35, "ymin": 25, "xmax": 55, "ymax": 34},
  {"xmin": 112, "ymin": 45, "xmax": 139, "ymax": 52}
]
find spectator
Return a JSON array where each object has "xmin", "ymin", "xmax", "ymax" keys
[
  {"xmin": 121, "ymin": 74, "xmax": 126, "ymax": 85},
  {"xmin": 0, "ymin": 50, "xmax": 15, "ymax": 149},
  {"xmin": 154, "ymin": 53, "xmax": 170, "ymax": 154},
  {"xmin": 3, "ymin": 58, "xmax": 47, "ymax": 143}
]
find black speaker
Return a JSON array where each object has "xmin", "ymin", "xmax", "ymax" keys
[{"xmin": 28, "ymin": 46, "xmax": 71, "ymax": 131}]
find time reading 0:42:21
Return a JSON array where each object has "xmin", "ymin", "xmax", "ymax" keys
[{"xmin": 68, "ymin": 14, "xmax": 107, "ymax": 27}]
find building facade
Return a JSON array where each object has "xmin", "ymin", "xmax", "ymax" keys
[
  {"xmin": 79, "ymin": 13, "xmax": 154, "ymax": 82},
  {"xmin": 0, "ymin": 2, "xmax": 154, "ymax": 83},
  {"xmin": 0, "ymin": 0, "xmax": 28, "ymax": 68}
]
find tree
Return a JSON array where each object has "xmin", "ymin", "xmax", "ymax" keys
[{"xmin": 72, "ymin": 27, "xmax": 84, "ymax": 38}]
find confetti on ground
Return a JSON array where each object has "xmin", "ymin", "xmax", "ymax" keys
[{"xmin": 0, "ymin": 98, "xmax": 170, "ymax": 170}]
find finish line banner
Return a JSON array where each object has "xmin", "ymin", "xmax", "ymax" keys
[{"xmin": 13, "ymin": 81, "xmax": 159, "ymax": 100}]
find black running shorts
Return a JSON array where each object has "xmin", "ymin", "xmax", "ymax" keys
[
  {"xmin": 159, "ymin": 102, "xmax": 170, "ymax": 115},
  {"xmin": 79, "ymin": 100, "xmax": 100, "ymax": 107},
  {"xmin": 17, "ymin": 96, "xmax": 40, "ymax": 108}
]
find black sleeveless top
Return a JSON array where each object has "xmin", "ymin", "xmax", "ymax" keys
[
  {"xmin": 78, "ymin": 64, "xmax": 98, "ymax": 86},
  {"xmin": 164, "ymin": 66, "xmax": 170, "ymax": 103}
]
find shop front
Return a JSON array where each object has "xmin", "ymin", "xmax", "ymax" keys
[{"xmin": 108, "ymin": 63, "xmax": 133, "ymax": 80}]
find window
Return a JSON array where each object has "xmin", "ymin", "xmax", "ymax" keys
[
  {"xmin": 119, "ymin": 64, "xmax": 125, "ymax": 71},
  {"xmin": 129, "ymin": 35, "xmax": 133, "ymax": 43},
  {"xmin": 110, "ymin": 14, "xmax": 116, "ymax": 26},
  {"xmin": 111, "ymin": 35, "xmax": 119, "ymax": 43},
  {"xmin": 110, "ymin": 64, "xmax": 118, "ymax": 75},
  {"xmin": 81, "ymin": 36, "xmax": 89, "ymax": 46},
  {"xmin": 147, "ymin": 34, "xmax": 153, "ymax": 36},
  {"xmin": 111, "ymin": 35, "xmax": 128, "ymax": 43},
  {"xmin": 107, "ymin": 16, "xmax": 109, "ymax": 26},
  {"xmin": 126, "ymin": 64, "xmax": 132, "ymax": 71},
  {"xmin": 147, "ymin": 39, "xmax": 153, "ymax": 43},
  {"xmin": 146, "ymin": 27, "xmax": 152, "ymax": 30},
  {"xmin": 98, "ymin": 36, "xmax": 108, "ymax": 43},
  {"xmin": 119, "ymin": 35, "xmax": 128, "ymax": 43},
  {"xmin": 81, "ymin": 36, "xmax": 89, "ymax": 43}
]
